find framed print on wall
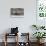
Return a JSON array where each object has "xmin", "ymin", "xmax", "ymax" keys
[{"xmin": 10, "ymin": 8, "xmax": 24, "ymax": 18}]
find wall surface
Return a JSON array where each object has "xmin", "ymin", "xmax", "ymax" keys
[{"xmin": 0, "ymin": 0, "xmax": 36, "ymax": 42}]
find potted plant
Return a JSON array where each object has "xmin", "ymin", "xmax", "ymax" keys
[
  {"xmin": 33, "ymin": 32, "xmax": 46, "ymax": 43},
  {"xmin": 32, "ymin": 25, "xmax": 39, "ymax": 30},
  {"xmin": 40, "ymin": 26, "xmax": 45, "ymax": 29},
  {"xmin": 32, "ymin": 24, "xmax": 45, "ymax": 30}
]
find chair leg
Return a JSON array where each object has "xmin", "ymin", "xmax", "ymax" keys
[
  {"xmin": 17, "ymin": 34, "xmax": 18, "ymax": 46},
  {"xmin": 15, "ymin": 33, "xmax": 18, "ymax": 46},
  {"xmin": 4, "ymin": 41, "xmax": 7, "ymax": 46},
  {"xmin": 4, "ymin": 33, "xmax": 7, "ymax": 46}
]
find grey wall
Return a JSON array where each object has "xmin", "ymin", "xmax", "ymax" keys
[{"xmin": 0, "ymin": 0, "xmax": 36, "ymax": 42}]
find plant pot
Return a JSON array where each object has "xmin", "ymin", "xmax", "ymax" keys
[
  {"xmin": 40, "ymin": 39, "xmax": 45, "ymax": 43},
  {"xmin": 37, "ymin": 39, "xmax": 45, "ymax": 44},
  {"xmin": 37, "ymin": 39, "xmax": 40, "ymax": 43}
]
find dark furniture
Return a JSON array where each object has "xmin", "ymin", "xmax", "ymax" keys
[{"xmin": 11, "ymin": 27, "xmax": 18, "ymax": 34}]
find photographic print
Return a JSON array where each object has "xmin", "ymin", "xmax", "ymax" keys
[{"xmin": 10, "ymin": 8, "xmax": 24, "ymax": 17}]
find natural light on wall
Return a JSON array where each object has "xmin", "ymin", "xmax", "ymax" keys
[{"xmin": 37, "ymin": 0, "xmax": 46, "ymax": 20}]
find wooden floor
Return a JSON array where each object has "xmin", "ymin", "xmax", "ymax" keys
[{"xmin": 0, "ymin": 42, "xmax": 46, "ymax": 46}]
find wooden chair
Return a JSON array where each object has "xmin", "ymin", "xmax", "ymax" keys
[
  {"xmin": 4, "ymin": 33, "xmax": 18, "ymax": 46},
  {"xmin": 20, "ymin": 33, "xmax": 30, "ymax": 46}
]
